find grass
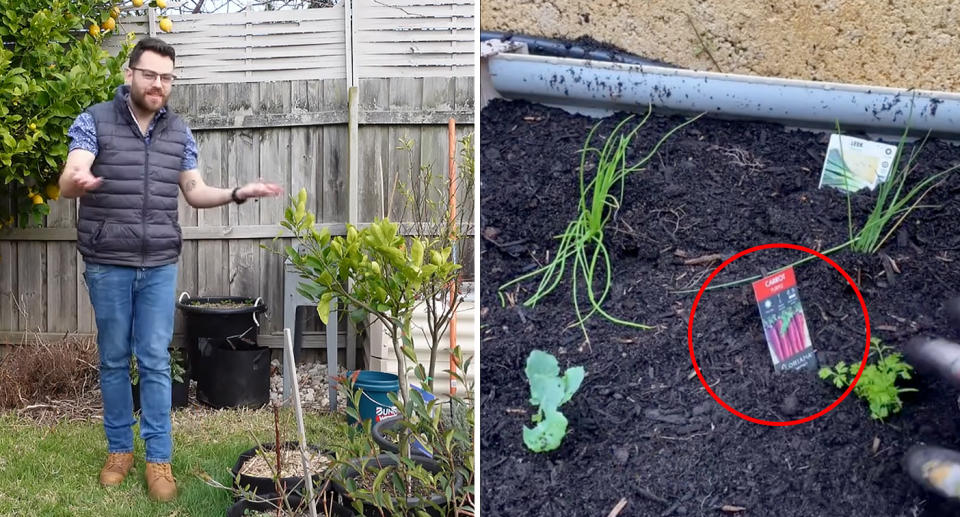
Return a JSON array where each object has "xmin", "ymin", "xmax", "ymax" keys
[{"xmin": 0, "ymin": 407, "xmax": 358, "ymax": 517}]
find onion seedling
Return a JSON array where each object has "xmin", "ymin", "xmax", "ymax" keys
[
  {"xmin": 498, "ymin": 108, "xmax": 702, "ymax": 341},
  {"xmin": 678, "ymin": 118, "xmax": 958, "ymax": 295},
  {"xmin": 846, "ymin": 125, "xmax": 959, "ymax": 254}
]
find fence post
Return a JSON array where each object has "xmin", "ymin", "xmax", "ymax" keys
[{"xmin": 346, "ymin": 85, "xmax": 359, "ymax": 371}]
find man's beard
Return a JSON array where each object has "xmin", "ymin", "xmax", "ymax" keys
[{"xmin": 130, "ymin": 86, "xmax": 168, "ymax": 113}]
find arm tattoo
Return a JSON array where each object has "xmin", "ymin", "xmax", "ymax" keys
[{"xmin": 184, "ymin": 179, "xmax": 197, "ymax": 193}]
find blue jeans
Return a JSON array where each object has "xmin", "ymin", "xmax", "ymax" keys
[{"xmin": 83, "ymin": 261, "xmax": 177, "ymax": 464}]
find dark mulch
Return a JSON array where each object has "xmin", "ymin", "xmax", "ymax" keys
[{"xmin": 480, "ymin": 99, "xmax": 960, "ymax": 516}]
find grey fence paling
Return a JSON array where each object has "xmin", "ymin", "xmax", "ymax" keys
[{"xmin": 0, "ymin": 1, "xmax": 475, "ymax": 359}]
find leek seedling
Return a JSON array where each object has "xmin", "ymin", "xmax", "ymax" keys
[
  {"xmin": 498, "ymin": 108, "xmax": 702, "ymax": 341},
  {"xmin": 848, "ymin": 126, "xmax": 958, "ymax": 254},
  {"xmin": 677, "ymin": 122, "xmax": 958, "ymax": 294}
]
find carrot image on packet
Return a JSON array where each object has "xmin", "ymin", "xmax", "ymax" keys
[{"xmin": 753, "ymin": 267, "xmax": 817, "ymax": 372}]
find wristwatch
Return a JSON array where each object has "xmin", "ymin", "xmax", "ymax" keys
[{"xmin": 231, "ymin": 187, "xmax": 247, "ymax": 205}]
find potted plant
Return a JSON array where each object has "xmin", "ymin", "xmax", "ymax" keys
[
  {"xmin": 280, "ymin": 193, "xmax": 459, "ymax": 415},
  {"xmin": 280, "ymin": 191, "xmax": 474, "ymax": 516},
  {"xmin": 176, "ymin": 295, "xmax": 270, "ymax": 408},
  {"xmin": 131, "ymin": 347, "xmax": 189, "ymax": 412},
  {"xmin": 226, "ymin": 490, "xmax": 348, "ymax": 517},
  {"xmin": 329, "ymin": 356, "xmax": 474, "ymax": 516},
  {"xmin": 232, "ymin": 441, "xmax": 334, "ymax": 499}
]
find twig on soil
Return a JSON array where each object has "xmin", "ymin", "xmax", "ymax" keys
[
  {"xmin": 606, "ymin": 497, "xmax": 628, "ymax": 517},
  {"xmin": 20, "ymin": 403, "xmax": 54, "ymax": 411},
  {"xmin": 681, "ymin": 253, "xmax": 724, "ymax": 266},
  {"xmin": 633, "ymin": 483, "xmax": 669, "ymax": 505},
  {"xmin": 481, "ymin": 233, "xmax": 526, "ymax": 250}
]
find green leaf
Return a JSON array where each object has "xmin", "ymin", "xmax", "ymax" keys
[
  {"xmin": 522, "ymin": 410, "xmax": 568, "ymax": 452},
  {"xmin": 558, "ymin": 366, "xmax": 585, "ymax": 405},
  {"xmin": 316, "ymin": 292, "xmax": 333, "ymax": 325},
  {"xmin": 402, "ymin": 343, "xmax": 417, "ymax": 363},
  {"xmin": 526, "ymin": 350, "xmax": 561, "ymax": 379},
  {"xmin": 411, "ymin": 238, "xmax": 424, "ymax": 267}
]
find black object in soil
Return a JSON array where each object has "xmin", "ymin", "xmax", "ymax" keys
[
  {"xmin": 232, "ymin": 442, "xmax": 332, "ymax": 499},
  {"xmin": 226, "ymin": 490, "xmax": 353, "ymax": 517},
  {"xmin": 176, "ymin": 296, "xmax": 270, "ymax": 408},
  {"xmin": 132, "ymin": 378, "xmax": 188, "ymax": 412},
  {"xmin": 370, "ymin": 416, "xmax": 431, "ymax": 458},
  {"xmin": 331, "ymin": 454, "xmax": 452, "ymax": 517}
]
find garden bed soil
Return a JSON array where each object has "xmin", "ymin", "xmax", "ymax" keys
[{"xmin": 480, "ymin": 99, "xmax": 960, "ymax": 516}]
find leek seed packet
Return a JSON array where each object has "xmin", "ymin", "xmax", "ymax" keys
[
  {"xmin": 818, "ymin": 134, "xmax": 897, "ymax": 192},
  {"xmin": 752, "ymin": 267, "xmax": 817, "ymax": 372}
]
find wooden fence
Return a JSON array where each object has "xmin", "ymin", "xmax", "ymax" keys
[{"xmin": 0, "ymin": 1, "xmax": 476, "ymax": 357}]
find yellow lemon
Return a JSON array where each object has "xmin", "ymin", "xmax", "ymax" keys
[
  {"xmin": 156, "ymin": 0, "xmax": 166, "ymax": 8},
  {"xmin": 111, "ymin": 6, "xmax": 121, "ymax": 18},
  {"xmin": 45, "ymin": 184, "xmax": 60, "ymax": 201},
  {"xmin": 31, "ymin": 194, "xmax": 44, "ymax": 205},
  {"xmin": 158, "ymin": 17, "xmax": 172, "ymax": 33},
  {"xmin": 102, "ymin": 17, "xmax": 116, "ymax": 31},
  {"xmin": 132, "ymin": 0, "xmax": 143, "ymax": 6},
  {"xmin": 88, "ymin": 24, "xmax": 100, "ymax": 37},
  {"xmin": 28, "ymin": 123, "xmax": 36, "ymax": 131}
]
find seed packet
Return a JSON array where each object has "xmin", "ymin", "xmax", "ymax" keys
[
  {"xmin": 819, "ymin": 134, "xmax": 898, "ymax": 192},
  {"xmin": 752, "ymin": 267, "xmax": 817, "ymax": 372}
]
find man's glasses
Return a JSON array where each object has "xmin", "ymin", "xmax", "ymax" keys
[{"xmin": 130, "ymin": 66, "xmax": 177, "ymax": 85}]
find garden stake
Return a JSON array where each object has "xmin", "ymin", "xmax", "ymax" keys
[
  {"xmin": 283, "ymin": 328, "xmax": 318, "ymax": 517},
  {"xmin": 448, "ymin": 117, "xmax": 458, "ymax": 396}
]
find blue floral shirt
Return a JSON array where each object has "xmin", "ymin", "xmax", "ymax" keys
[{"xmin": 67, "ymin": 98, "xmax": 198, "ymax": 171}]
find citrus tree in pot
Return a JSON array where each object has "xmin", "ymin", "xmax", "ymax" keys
[
  {"xmin": 280, "ymin": 189, "xmax": 459, "ymax": 416},
  {"xmin": 279, "ymin": 190, "xmax": 470, "ymax": 514}
]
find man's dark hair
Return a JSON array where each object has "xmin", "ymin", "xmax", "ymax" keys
[{"xmin": 129, "ymin": 37, "xmax": 176, "ymax": 67}]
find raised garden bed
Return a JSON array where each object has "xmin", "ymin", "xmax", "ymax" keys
[{"xmin": 480, "ymin": 98, "xmax": 960, "ymax": 516}]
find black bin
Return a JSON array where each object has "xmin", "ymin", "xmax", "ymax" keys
[{"xmin": 176, "ymin": 295, "xmax": 270, "ymax": 408}]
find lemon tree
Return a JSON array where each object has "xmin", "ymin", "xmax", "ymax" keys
[{"xmin": 0, "ymin": 0, "xmax": 133, "ymax": 228}]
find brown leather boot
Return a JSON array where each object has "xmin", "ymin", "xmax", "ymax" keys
[
  {"xmin": 99, "ymin": 452, "xmax": 134, "ymax": 487},
  {"xmin": 145, "ymin": 462, "xmax": 177, "ymax": 502}
]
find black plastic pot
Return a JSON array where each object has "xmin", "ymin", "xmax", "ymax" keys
[
  {"xmin": 176, "ymin": 295, "xmax": 266, "ymax": 381},
  {"xmin": 370, "ymin": 416, "xmax": 432, "ymax": 458},
  {"xmin": 131, "ymin": 348, "xmax": 190, "ymax": 412},
  {"xmin": 132, "ymin": 378, "xmax": 188, "ymax": 412},
  {"xmin": 331, "ymin": 454, "xmax": 454, "ymax": 517},
  {"xmin": 177, "ymin": 295, "xmax": 270, "ymax": 408},
  {"xmin": 226, "ymin": 491, "xmax": 353, "ymax": 517},
  {"xmin": 232, "ymin": 442, "xmax": 334, "ymax": 500},
  {"xmin": 196, "ymin": 342, "xmax": 270, "ymax": 408}
]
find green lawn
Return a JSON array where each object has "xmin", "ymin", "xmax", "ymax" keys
[{"xmin": 0, "ymin": 407, "xmax": 358, "ymax": 516}]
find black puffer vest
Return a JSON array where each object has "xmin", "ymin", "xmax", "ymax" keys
[{"xmin": 77, "ymin": 85, "xmax": 189, "ymax": 267}]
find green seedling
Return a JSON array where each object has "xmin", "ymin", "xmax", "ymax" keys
[
  {"xmin": 680, "ymin": 116, "xmax": 959, "ymax": 295},
  {"xmin": 523, "ymin": 350, "xmax": 585, "ymax": 452},
  {"xmin": 819, "ymin": 337, "xmax": 916, "ymax": 420},
  {"xmin": 499, "ymin": 109, "xmax": 702, "ymax": 342}
]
